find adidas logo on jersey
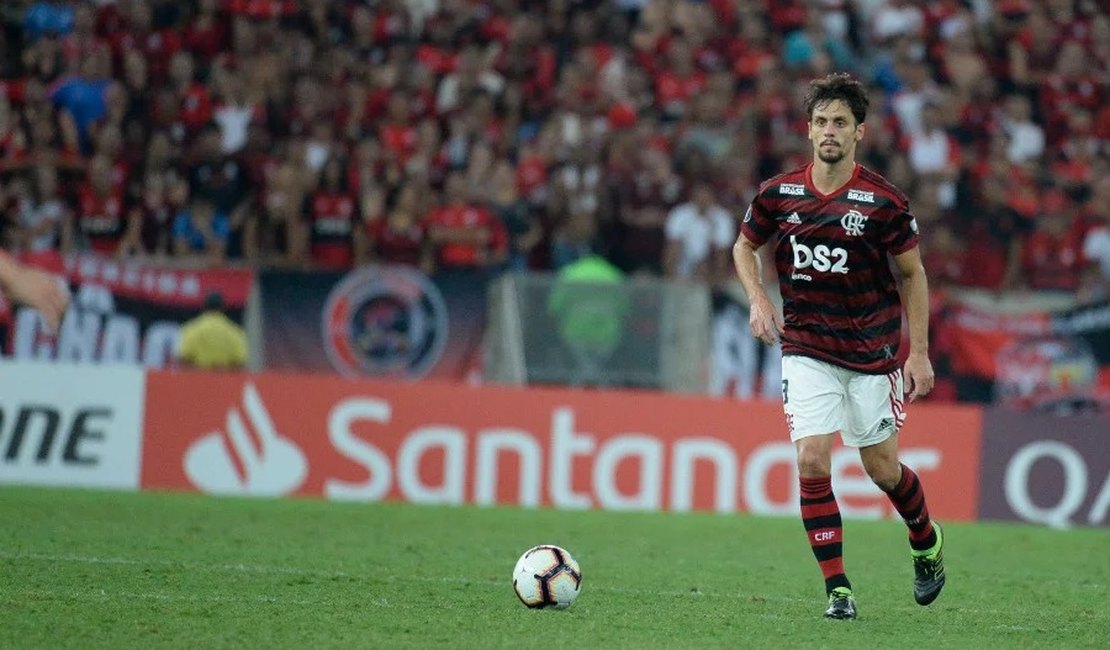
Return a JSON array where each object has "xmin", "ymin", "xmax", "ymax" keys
[
  {"xmin": 779, "ymin": 183, "xmax": 805, "ymax": 196},
  {"xmin": 786, "ymin": 212, "xmax": 802, "ymax": 224}
]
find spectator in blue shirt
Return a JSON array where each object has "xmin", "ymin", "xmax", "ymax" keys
[
  {"xmin": 173, "ymin": 198, "xmax": 230, "ymax": 265},
  {"xmin": 49, "ymin": 51, "xmax": 113, "ymax": 152},
  {"xmin": 23, "ymin": 1, "xmax": 74, "ymax": 41}
]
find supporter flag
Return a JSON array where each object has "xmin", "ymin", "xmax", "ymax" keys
[{"xmin": 0, "ymin": 251, "xmax": 253, "ymax": 368}]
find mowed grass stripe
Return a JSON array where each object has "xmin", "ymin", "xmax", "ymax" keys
[{"xmin": 0, "ymin": 487, "xmax": 1106, "ymax": 650}]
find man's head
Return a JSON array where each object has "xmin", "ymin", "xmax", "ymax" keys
[
  {"xmin": 691, "ymin": 182, "xmax": 714, "ymax": 211},
  {"xmin": 204, "ymin": 291, "xmax": 224, "ymax": 312},
  {"xmin": 804, "ymin": 73, "xmax": 869, "ymax": 165},
  {"xmin": 444, "ymin": 171, "xmax": 468, "ymax": 205}
]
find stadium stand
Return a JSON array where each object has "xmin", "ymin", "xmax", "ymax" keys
[{"xmin": 0, "ymin": 0, "xmax": 1107, "ymax": 401}]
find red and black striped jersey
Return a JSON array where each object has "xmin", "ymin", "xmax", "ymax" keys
[
  {"xmin": 307, "ymin": 192, "xmax": 357, "ymax": 270},
  {"xmin": 740, "ymin": 163, "xmax": 919, "ymax": 374}
]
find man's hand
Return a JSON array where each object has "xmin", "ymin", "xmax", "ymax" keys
[
  {"xmin": 904, "ymin": 352, "xmax": 935, "ymax": 403},
  {"xmin": 749, "ymin": 296, "xmax": 784, "ymax": 346},
  {"xmin": 6, "ymin": 265, "xmax": 71, "ymax": 334}
]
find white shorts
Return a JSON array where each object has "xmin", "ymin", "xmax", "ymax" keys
[{"xmin": 781, "ymin": 355, "xmax": 905, "ymax": 447}]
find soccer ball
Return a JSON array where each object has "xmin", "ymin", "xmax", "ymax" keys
[{"xmin": 512, "ymin": 545, "xmax": 582, "ymax": 609}]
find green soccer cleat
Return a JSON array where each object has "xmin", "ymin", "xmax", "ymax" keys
[
  {"xmin": 913, "ymin": 521, "xmax": 946, "ymax": 606},
  {"xmin": 824, "ymin": 587, "xmax": 857, "ymax": 620}
]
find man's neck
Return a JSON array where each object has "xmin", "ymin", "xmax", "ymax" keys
[{"xmin": 810, "ymin": 160, "xmax": 856, "ymax": 195}]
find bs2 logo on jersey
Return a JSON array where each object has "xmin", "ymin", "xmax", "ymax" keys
[
  {"xmin": 789, "ymin": 236, "xmax": 850, "ymax": 281},
  {"xmin": 322, "ymin": 266, "xmax": 449, "ymax": 379}
]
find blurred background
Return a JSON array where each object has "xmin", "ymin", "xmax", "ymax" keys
[{"xmin": 0, "ymin": 0, "xmax": 1107, "ymax": 412}]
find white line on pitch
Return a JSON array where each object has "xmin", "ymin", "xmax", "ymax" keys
[
  {"xmin": 0, "ymin": 587, "xmax": 313, "ymax": 606},
  {"xmin": 0, "ymin": 550, "xmax": 800, "ymax": 603}
]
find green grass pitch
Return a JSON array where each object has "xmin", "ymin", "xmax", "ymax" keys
[{"xmin": 1, "ymin": 487, "xmax": 1107, "ymax": 649}]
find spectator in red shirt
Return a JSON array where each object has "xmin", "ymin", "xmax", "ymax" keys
[
  {"xmin": 653, "ymin": 37, "xmax": 706, "ymax": 121},
  {"xmin": 608, "ymin": 143, "xmax": 681, "ymax": 274},
  {"xmin": 1038, "ymin": 40, "xmax": 1102, "ymax": 146},
  {"xmin": 64, "ymin": 153, "xmax": 134, "ymax": 256},
  {"xmin": 183, "ymin": 0, "xmax": 230, "ymax": 64},
  {"xmin": 109, "ymin": 0, "xmax": 182, "ymax": 85},
  {"xmin": 1020, "ymin": 190, "xmax": 1086, "ymax": 293},
  {"xmin": 60, "ymin": 2, "xmax": 105, "ymax": 71},
  {"xmin": 366, "ymin": 180, "xmax": 432, "ymax": 274},
  {"xmin": 379, "ymin": 93, "xmax": 417, "ymax": 165},
  {"xmin": 1008, "ymin": 7, "xmax": 1059, "ymax": 90},
  {"xmin": 167, "ymin": 51, "xmax": 212, "ymax": 140},
  {"xmin": 302, "ymin": 156, "xmax": 359, "ymax": 271},
  {"xmin": 424, "ymin": 171, "xmax": 507, "ymax": 270}
]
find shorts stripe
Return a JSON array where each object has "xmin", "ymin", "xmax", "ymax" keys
[{"xmin": 887, "ymin": 370, "xmax": 905, "ymax": 427}]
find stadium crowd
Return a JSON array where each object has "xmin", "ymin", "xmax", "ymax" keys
[{"xmin": 0, "ymin": 1, "xmax": 1107, "ymax": 299}]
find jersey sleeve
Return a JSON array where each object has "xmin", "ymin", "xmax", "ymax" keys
[
  {"xmin": 739, "ymin": 193, "xmax": 776, "ymax": 246},
  {"xmin": 881, "ymin": 196, "xmax": 920, "ymax": 255}
]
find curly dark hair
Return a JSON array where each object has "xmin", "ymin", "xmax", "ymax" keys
[{"xmin": 803, "ymin": 73, "xmax": 870, "ymax": 125}]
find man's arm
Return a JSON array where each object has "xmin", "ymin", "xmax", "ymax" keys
[
  {"xmin": 893, "ymin": 246, "xmax": 934, "ymax": 402},
  {"xmin": 732, "ymin": 233, "xmax": 782, "ymax": 345},
  {"xmin": 0, "ymin": 252, "xmax": 70, "ymax": 334}
]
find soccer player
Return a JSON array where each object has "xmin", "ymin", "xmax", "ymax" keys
[
  {"xmin": 0, "ymin": 251, "xmax": 70, "ymax": 334},
  {"xmin": 732, "ymin": 73, "xmax": 945, "ymax": 620}
]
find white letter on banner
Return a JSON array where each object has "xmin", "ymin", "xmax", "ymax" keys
[
  {"xmin": 549, "ymin": 407, "xmax": 595, "ymax": 510},
  {"xmin": 326, "ymin": 398, "xmax": 393, "ymax": 501},
  {"xmin": 143, "ymin": 323, "xmax": 181, "ymax": 368},
  {"xmin": 1088, "ymin": 473, "xmax": 1110, "ymax": 526},
  {"xmin": 397, "ymin": 426, "xmax": 466, "ymax": 505},
  {"xmin": 101, "ymin": 316, "xmax": 139, "ymax": 364},
  {"xmin": 744, "ymin": 442, "xmax": 797, "ymax": 515},
  {"xmin": 474, "ymin": 428, "xmax": 542, "ymax": 508},
  {"xmin": 593, "ymin": 435, "xmax": 662, "ymax": 511},
  {"xmin": 1005, "ymin": 441, "xmax": 1086, "ymax": 528},
  {"xmin": 55, "ymin": 311, "xmax": 100, "ymax": 362},
  {"xmin": 670, "ymin": 438, "xmax": 737, "ymax": 513},
  {"xmin": 13, "ymin": 309, "xmax": 53, "ymax": 360}
]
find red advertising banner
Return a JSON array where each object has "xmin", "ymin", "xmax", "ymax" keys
[{"xmin": 141, "ymin": 370, "xmax": 981, "ymax": 521}]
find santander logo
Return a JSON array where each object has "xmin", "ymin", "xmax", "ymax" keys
[
  {"xmin": 156, "ymin": 377, "xmax": 947, "ymax": 520},
  {"xmin": 183, "ymin": 383, "xmax": 307, "ymax": 496}
]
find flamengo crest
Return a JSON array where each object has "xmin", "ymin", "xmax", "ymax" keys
[{"xmin": 841, "ymin": 209, "xmax": 868, "ymax": 236}]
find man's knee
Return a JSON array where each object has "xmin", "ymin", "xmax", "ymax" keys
[
  {"xmin": 864, "ymin": 454, "xmax": 902, "ymax": 491},
  {"xmin": 796, "ymin": 438, "xmax": 833, "ymax": 477}
]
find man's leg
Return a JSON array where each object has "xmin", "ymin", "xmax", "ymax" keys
[
  {"xmin": 860, "ymin": 435, "xmax": 945, "ymax": 605},
  {"xmin": 860, "ymin": 436, "xmax": 937, "ymax": 549},
  {"xmin": 796, "ymin": 434, "xmax": 855, "ymax": 618},
  {"xmin": 783, "ymin": 356, "xmax": 856, "ymax": 618}
]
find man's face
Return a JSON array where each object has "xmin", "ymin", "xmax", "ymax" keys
[
  {"xmin": 808, "ymin": 99, "xmax": 863, "ymax": 165},
  {"xmin": 693, "ymin": 185, "xmax": 713, "ymax": 210}
]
